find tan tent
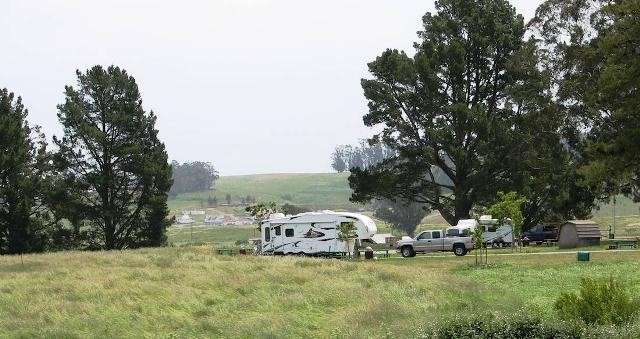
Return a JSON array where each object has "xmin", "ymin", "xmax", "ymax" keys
[{"xmin": 557, "ymin": 220, "xmax": 602, "ymax": 249}]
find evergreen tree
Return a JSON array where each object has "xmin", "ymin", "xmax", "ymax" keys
[
  {"xmin": 531, "ymin": 0, "xmax": 640, "ymax": 201},
  {"xmin": 0, "ymin": 89, "xmax": 52, "ymax": 254},
  {"xmin": 349, "ymin": 0, "xmax": 561, "ymax": 225},
  {"xmin": 53, "ymin": 66, "xmax": 172, "ymax": 250}
]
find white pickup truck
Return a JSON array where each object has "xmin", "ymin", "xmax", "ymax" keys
[{"xmin": 395, "ymin": 229, "xmax": 474, "ymax": 257}]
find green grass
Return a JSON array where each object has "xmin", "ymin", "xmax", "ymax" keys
[
  {"xmin": 0, "ymin": 247, "xmax": 639, "ymax": 337},
  {"xmin": 167, "ymin": 226, "xmax": 257, "ymax": 247},
  {"xmin": 169, "ymin": 173, "xmax": 359, "ymax": 212},
  {"xmin": 168, "ymin": 172, "xmax": 640, "ymax": 237}
]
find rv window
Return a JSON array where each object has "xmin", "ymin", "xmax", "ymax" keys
[
  {"xmin": 432, "ymin": 231, "xmax": 441, "ymax": 239},
  {"xmin": 487, "ymin": 225, "xmax": 497, "ymax": 232},
  {"xmin": 265, "ymin": 227, "xmax": 271, "ymax": 242},
  {"xmin": 274, "ymin": 226, "xmax": 281, "ymax": 236},
  {"xmin": 285, "ymin": 228, "xmax": 294, "ymax": 237}
]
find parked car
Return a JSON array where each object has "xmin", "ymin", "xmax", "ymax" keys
[
  {"xmin": 522, "ymin": 224, "xmax": 558, "ymax": 245},
  {"xmin": 395, "ymin": 229, "xmax": 474, "ymax": 257}
]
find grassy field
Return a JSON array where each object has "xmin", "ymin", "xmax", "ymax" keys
[
  {"xmin": 0, "ymin": 247, "xmax": 639, "ymax": 338},
  {"xmin": 169, "ymin": 173, "xmax": 358, "ymax": 212},
  {"xmin": 167, "ymin": 226, "xmax": 257, "ymax": 247},
  {"xmin": 168, "ymin": 172, "xmax": 640, "ymax": 236}
]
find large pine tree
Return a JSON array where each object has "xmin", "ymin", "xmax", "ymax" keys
[
  {"xmin": 54, "ymin": 66, "xmax": 172, "ymax": 250},
  {"xmin": 0, "ymin": 89, "xmax": 51, "ymax": 254},
  {"xmin": 349, "ymin": 0, "xmax": 555, "ymax": 225}
]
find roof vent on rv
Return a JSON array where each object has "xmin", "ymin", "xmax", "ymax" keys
[{"xmin": 269, "ymin": 213, "xmax": 285, "ymax": 219}]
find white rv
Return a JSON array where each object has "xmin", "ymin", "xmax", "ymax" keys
[
  {"xmin": 259, "ymin": 211, "xmax": 377, "ymax": 255},
  {"xmin": 446, "ymin": 215, "xmax": 513, "ymax": 246}
]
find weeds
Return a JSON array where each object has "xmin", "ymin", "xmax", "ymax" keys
[{"xmin": 555, "ymin": 277, "xmax": 640, "ymax": 325}]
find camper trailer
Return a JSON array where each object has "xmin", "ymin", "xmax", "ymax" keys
[
  {"xmin": 259, "ymin": 211, "xmax": 377, "ymax": 255},
  {"xmin": 447, "ymin": 215, "xmax": 513, "ymax": 247},
  {"xmin": 176, "ymin": 213, "xmax": 195, "ymax": 225}
]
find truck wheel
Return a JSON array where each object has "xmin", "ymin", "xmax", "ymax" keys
[
  {"xmin": 400, "ymin": 246, "xmax": 415, "ymax": 258},
  {"xmin": 453, "ymin": 245, "xmax": 467, "ymax": 256}
]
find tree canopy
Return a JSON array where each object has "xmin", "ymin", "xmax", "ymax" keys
[
  {"xmin": 0, "ymin": 89, "xmax": 52, "ymax": 254},
  {"xmin": 531, "ymin": 0, "xmax": 640, "ymax": 202},
  {"xmin": 53, "ymin": 65, "xmax": 172, "ymax": 250},
  {"xmin": 169, "ymin": 161, "xmax": 218, "ymax": 197},
  {"xmin": 349, "ymin": 0, "xmax": 559, "ymax": 226}
]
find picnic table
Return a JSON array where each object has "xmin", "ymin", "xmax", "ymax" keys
[
  {"xmin": 608, "ymin": 238, "xmax": 639, "ymax": 250},
  {"xmin": 354, "ymin": 248, "xmax": 392, "ymax": 258}
]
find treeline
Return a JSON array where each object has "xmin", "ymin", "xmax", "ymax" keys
[
  {"xmin": 0, "ymin": 66, "xmax": 172, "ymax": 255},
  {"xmin": 347, "ymin": 0, "xmax": 640, "ymax": 232},
  {"xmin": 170, "ymin": 161, "xmax": 218, "ymax": 197},
  {"xmin": 330, "ymin": 141, "xmax": 395, "ymax": 172}
]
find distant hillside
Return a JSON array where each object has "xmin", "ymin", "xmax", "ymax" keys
[
  {"xmin": 168, "ymin": 172, "xmax": 640, "ymax": 222},
  {"xmin": 169, "ymin": 172, "xmax": 360, "ymax": 212}
]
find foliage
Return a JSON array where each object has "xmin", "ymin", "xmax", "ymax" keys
[
  {"xmin": 330, "ymin": 141, "xmax": 395, "ymax": 173},
  {"xmin": 555, "ymin": 277, "xmax": 640, "ymax": 325},
  {"xmin": 337, "ymin": 221, "xmax": 357, "ymax": 256},
  {"xmin": 472, "ymin": 226, "xmax": 485, "ymax": 265},
  {"xmin": 53, "ymin": 65, "xmax": 172, "ymax": 250},
  {"xmin": 169, "ymin": 161, "xmax": 218, "ymax": 197},
  {"xmin": 207, "ymin": 195, "xmax": 217, "ymax": 207},
  {"xmin": 348, "ymin": 0, "xmax": 558, "ymax": 226},
  {"xmin": 429, "ymin": 313, "xmax": 583, "ymax": 338},
  {"xmin": 280, "ymin": 203, "xmax": 309, "ymax": 216},
  {"xmin": 336, "ymin": 221, "xmax": 357, "ymax": 242},
  {"xmin": 487, "ymin": 192, "xmax": 527, "ymax": 236},
  {"xmin": 373, "ymin": 199, "xmax": 429, "ymax": 236},
  {"xmin": 245, "ymin": 202, "xmax": 278, "ymax": 224},
  {"xmin": 530, "ymin": 0, "xmax": 640, "ymax": 202},
  {"xmin": 0, "ymin": 89, "xmax": 53, "ymax": 254}
]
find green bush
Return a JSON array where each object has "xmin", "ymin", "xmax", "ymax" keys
[
  {"xmin": 429, "ymin": 314, "xmax": 582, "ymax": 338},
  {"xmin": 555, "ymin": 277, "xmax": 639, "ymax": 325}
]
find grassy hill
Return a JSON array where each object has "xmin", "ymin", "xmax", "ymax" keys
[
  {"xmin": 168, "ymin": 172, "xmax": 640, "ymax": 236},
  {"xmin": 169, "ymin": 172, "xmax": 359, "ymax": 212},
  {"xmin": 1, "ymin": 246, "xmax": 639, "ymax": 337}
]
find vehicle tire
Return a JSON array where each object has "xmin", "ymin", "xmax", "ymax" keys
[
  {"xmin": 400, "ymin": 246, "xmax": 415, "ymax": 258},
  {"xmin": 453, "ymin": 244, "xmax": 467, "ymax": 256}
]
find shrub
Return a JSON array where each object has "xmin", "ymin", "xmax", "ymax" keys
[
  {"xmin": 429, "ymin": 314, "xmax": 582, "ymax": 338},
  {"xmin": 554, "ymin": 277, "xmax": 639, "ymax": 325}
]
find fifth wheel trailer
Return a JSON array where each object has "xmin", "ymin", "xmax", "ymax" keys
[{"xmin": 259, "ymin": 211, "xmax": 377, "ymax": 255}]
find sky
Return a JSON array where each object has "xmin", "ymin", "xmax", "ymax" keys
[{"xmin": 2, "ymin": 0, "xmax": 543, "ymax": 175}]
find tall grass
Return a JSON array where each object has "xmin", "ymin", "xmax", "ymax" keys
[{"xmin": 0, "ymin": 247, "xmax": 639, "ymax": 337}]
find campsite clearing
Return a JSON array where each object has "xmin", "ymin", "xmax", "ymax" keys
[{"xmin": 0, "ymin": 246, "xmax": 639, "ymax": 338}]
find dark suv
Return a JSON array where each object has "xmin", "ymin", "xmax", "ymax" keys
[{"xmin": 522, "ymin": 224, "xmax": 558, "ymax": 245}]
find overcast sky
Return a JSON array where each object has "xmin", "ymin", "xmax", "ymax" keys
[{"xmin": 2, "ymin": 0, "xmax": 543, "ymax": 175}]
